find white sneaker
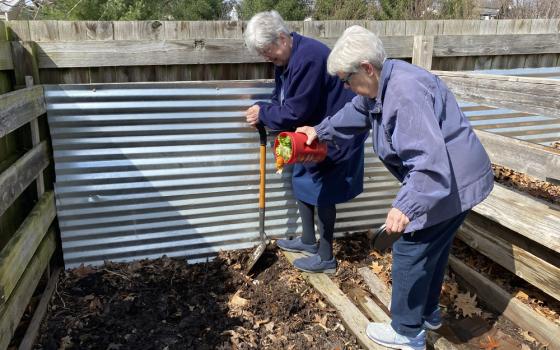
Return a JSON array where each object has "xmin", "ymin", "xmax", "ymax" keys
[{"xmin": 366, "ymin": 322, "xmax": 426, "ymax": 350}]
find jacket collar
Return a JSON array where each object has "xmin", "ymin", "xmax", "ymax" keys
[{"xmin": 372, "ymin": 59, "xmax": 394, "ymax": 114}]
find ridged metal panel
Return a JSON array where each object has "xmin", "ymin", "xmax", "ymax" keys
[{"xmin": 45, "ymin": 81, "xmax": 400, "ymax": 268}]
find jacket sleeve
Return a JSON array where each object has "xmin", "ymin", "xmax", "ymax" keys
[
  {"xmin": 255, "ymin": 59, "xmax": 324, "ymax": 130},
  {"xmin": 315, "ymin": 95, "xmax": 372, "ymax": 142},
  {"xmin": 389, "ymin": 81, "xmax": 452, "ymax": 222}
]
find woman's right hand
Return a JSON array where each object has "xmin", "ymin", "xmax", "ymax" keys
[{"xmin": 295, "ymin": 126, "xmax": 318, "ymax": 145}]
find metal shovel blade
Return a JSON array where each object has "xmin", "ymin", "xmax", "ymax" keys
[
  {"xmin": 368, "ymin": 224, "xmax": 403, "ymax": 252},
  {"xmin": 245, "ymin": 240, "xmax": 266, "ymax": 273}
]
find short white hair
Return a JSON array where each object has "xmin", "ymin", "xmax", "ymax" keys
[
  {"xmin": 244, "ymin": 10, "xmax": 290, "ymax": 54},
  {"xmin": 327, "ymin": 25, "xmax": 387, "ymax": 75}
]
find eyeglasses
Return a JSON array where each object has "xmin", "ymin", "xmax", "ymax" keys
[{"xmin": 340, "ymin": 72, "xmax": 355, "ymax": 85}]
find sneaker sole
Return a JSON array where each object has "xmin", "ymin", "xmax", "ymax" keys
[
  {"xmin": 293, "ymin": 265, "xmax": 336, "ymax": 274},
  {"xmin": 366, "ymin": 338, "xmax": 425, "ymax": 350},
  {"xmin": 366, "ymin": 330, "xmax": 426, "ymax": 350},
  {"xmin": 277, "ymin": 245, "xmax": 317, "ymax": 256},
  {"xmin": 423, "ymin": 321, "xmax": 442, "ymax": 330}
]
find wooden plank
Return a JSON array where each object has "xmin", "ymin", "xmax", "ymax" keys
[
  {"xmin": 457, "ymin": 212, "xmax": 560, "ymax": 301},
  {"xmin": 472, "ymin": 184, "xmax": 560, "ymax": 254},
  {"xmin": 0, "ymin": 85, "xmax": 45, "ymax": 138},
  {"xmin": 435, "ymin": 71, "xmax": 560, "ymax": 120},
  {"xmin": 366, "ymin": 21, "xmax": 386, "ymax": 36},
  {"xmin": 0, "ymin": 191, "xmax": 56, "ymax": 307},
  {"xmin": 357, "ymin": 267, "xmax": 391, "ymax": 308},
  {"xmin": 474, "ymin": 20, "xmax": 498, "ymax": 69},
  {"xmin": 34, "ymin": 37, "xmax": 414, "ymax": 68},
  {"xmin": 0, "ymin": 229, "xmax": 56, "ymax": 350},
  {"xmin": 434, "ymin": 34, "xmax": 560, "ymax": 57},
  {"xmin": 351, "ymin": 290, "xmax": 391, "ymax": 323},
  {"xmin": 0, "ymin": 41, "xmax": 13, "ymax": 70},
  {"xmin": 25, "ymin": 78, "xmax": 45, "ymax": 198},
  {"xmin": 449, "ymin": 255, "xmax": 560, "ymax": 350},
  {"xmin": 18, "ymin": 267, "xmax": 62, "ymax": 350},
  {"xmin": 6, "ymin": 21, "xmax": 30, "ymax": 41},
  {"xmin": 474, "ymin": 129, "xmax": 560, "ymax": 183},
  {"xmin": 325, "ymin": 20, "xmax": 349, "ymax": 37},
  {"xmin": 405, "ymin": 20, "xmax": 426, "ymax": 35},
  {"xmin": 412, "ymin": 35, "xmax": 434, "ymax": 70},
  {"xmin": 303, "ymin": 21, "xmax": 325, "ymax": 38},
  {"xmin": 57, "ymin": 21, "xmax": 114, "ymax": 41},
  {"xmin": 384, "ymin": 20, "xmax": 406, "ymax": 36},
  {"xmin": 11, "ymin": 41, "xmax": 40, "ymax": 87},
  {"xmin": 283, "ymin": 251, "xmax": 383, "ymax": 350},
  {"xmin": 28, "ymin": 20, "xmax": 59, "ymax": 42},
  {"xmin": 0, "ymin": 142, "xmax": 50, "ymax": 218},
  {"xmin": 424, "ymin": 20, "xmax": 444, "ymax": 36}
]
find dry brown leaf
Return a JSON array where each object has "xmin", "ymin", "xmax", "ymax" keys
[
  {"xmin": 516, "ymin": 290, "xmax": 529, "ymax": 302},
  {"xmin": 454, "ymin": 292, "xmax": 482, "ymax": 318},
  {"xmin": 370, "ymin": 261, "xmax": 384, "ymax": 274},
  {"xmin": 369, "ymin": 250, "xmax": 383, "ymax": 259},
  {"xmin": 229, "ymin": 291, "xmax": 248, "ymax": 309},
  {"xmin": 318, "ymin": 300, "xmax": 327, "ymax": 309},
  {"xmin": 302, "ymin": 333, "xmax": 314, "ymax": 342},
  {"xmin": 264, "ymin": 321, "xmax": 275, "ymax": 332},
  {"xmin": 314, "ymin": 314, "xmax": 329, "ymax": 331},
  {"xmin": 88, "ymin": 297, "xmax": 103, "ymax": 313},
  {"xmin": 72, "ymin": 264, "xmax": 96, "ymax": 278},
  {"xmin": 444, "ymin": 280, "xmax": 459, "ymax": 300},
  {"xmin": 521, "ymin": 330, "xmax": 537, "ymax": 343},
  {"xmin": 253, "ymin": 318, "xmax": 270, "ymax": 329},
  {"xmin": 479, "ymin": 335, "xmax": 500, "ymax": 350}
]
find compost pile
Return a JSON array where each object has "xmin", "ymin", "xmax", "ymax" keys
[{"xmin": 35, "ymin": 249, "xmax": 359, "ymax": 350}]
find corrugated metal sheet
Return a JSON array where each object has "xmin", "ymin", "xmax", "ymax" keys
[
  {"xmin": 45, "ymin": 81, "xmax": 399, "ymax": 268},
  {"xmin": 46, "ymin": 74, "xmax": 559, "ymax": 268}
]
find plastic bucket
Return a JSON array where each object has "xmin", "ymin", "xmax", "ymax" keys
[{"xmin": 273, "ymin": 131, "xmax": 328, "ymax": 164}]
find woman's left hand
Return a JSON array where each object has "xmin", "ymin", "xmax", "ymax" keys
[{"xmin": 385, "ymin": 208, "xmax": 410, "ymax": 234}]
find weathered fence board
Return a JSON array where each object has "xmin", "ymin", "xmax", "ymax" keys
[
  {"xmin": 436, "ymin": 71, "xmax": 560, "ymax": 120},
  {"xmin": 457, "ymin": 212, "xmax": 560, "ymax": 301},
  {"xmin": 0, "ymin": 191, "xmax": 56, "ymax": 306},
  {"xmin": 0, "ymin": 229, "xmax": 56, "ymax": 350},
  {"xmin": 0, "ymin": 141, "xmax": 50, "ymax": 218},
  {"xmin": 0, "ymin": 86, "xmax": 45, "ymax": 138},
  {"xmin": 473, "ymin": 184, "xmax": 560, "ymax": 254}
]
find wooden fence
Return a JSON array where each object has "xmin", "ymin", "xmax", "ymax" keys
[{"xmin": 0, "ymin": 19, "xmax": 559, "ymax": 84}]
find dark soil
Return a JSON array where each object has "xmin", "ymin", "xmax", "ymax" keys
[{"xmin": 34, "ymin": 248, "xmax": 360, "ymax": 350}]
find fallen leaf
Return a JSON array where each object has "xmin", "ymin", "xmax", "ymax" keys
[
  {"xmin": 454, "ymin": 292, "xmax": 482, "ymax": 318},
  {"xmin": 264, "ymin": 321, "xmax": 275, "ymax": 332},
  {"xmin": 521, "ymin": 330, "xmax": 537, "ymax": 343},
  {"xmin": 479, "ymin": 335, "xmax": 500, "ymax": 350},
  {"xmin": 516, "ymin": 290, "xmax": 529, "ymax": 302},
  {"xmin": 302, "ymin": 333, "xmax": 313, "ymax": 342},
  {"xmin": 370, "ymin": 261, "xmax": 384, "ymax": 274},
  {"xmin": 314, "ymin": 314, "xmax": 329, "ymax": 331},
  {"xmin": 59, "ymin": 335, "xmax": 73, "ymax": 350},
  {"xmin": 229, "ymin": 291, "xmax": 248, "ymax": 309},
  {"xmin": 253, "ymin": 318, "xmax": 270, "ymax": 329},
  {"xmin": 72, "ymin": 264, "xmax": 96, "ymax": 278}
]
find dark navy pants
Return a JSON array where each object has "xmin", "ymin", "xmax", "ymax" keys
[{"xmin": 390, "ymin": 211, "xmax": 469, "ymax": 337}]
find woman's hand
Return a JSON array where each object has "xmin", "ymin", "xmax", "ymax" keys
[
  {"xmin": 385, "ymin": 207, "xmax": 410, "ymax": 234},
  {"xmin": 295, "ymin": 126, "xmax": 318, "ymax": 145},
  {"xmin": 245, "ymin": 105, "xmax": 260, "ymax": 126}
]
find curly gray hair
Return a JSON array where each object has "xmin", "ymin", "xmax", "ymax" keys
[{"xmin": 244, "ymin": 10, "xmax": 290, "ymax": 54}]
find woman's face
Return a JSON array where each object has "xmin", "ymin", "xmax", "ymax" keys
[
  {"xmin": 258, "ymin": 33, "xmax": 292, "ymax": 67},
  {"xmin": 337, "ymin": 63, "xmax": 380, "ymax": 99}
]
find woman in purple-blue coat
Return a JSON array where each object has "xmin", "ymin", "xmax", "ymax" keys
[
  {"xmin": 297, "ymin": 26, "xmax": 494, "ymax": 350},
  {"xmin": 244, "ymin": 11, "xmax": 368, "ymax": 273}
]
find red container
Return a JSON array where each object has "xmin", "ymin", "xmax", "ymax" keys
[{"xmin": 273, "ymin": 131, "xmax": 328, "ymax": 164}]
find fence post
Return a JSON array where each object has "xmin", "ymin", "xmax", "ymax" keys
[
  {"xmin": 412, "ymin": 35, "xmax": 434, "ymax": 70},
  {"xmin": 10, "ymin": 41, "xmax": 40, "ymax": 89}
]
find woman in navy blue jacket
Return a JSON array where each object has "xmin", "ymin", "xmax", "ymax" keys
[{"xmin": 244, "ymin": 11, "xmax": 368, "ymax": 273}]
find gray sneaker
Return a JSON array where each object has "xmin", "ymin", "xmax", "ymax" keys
[
  {"xmin": 366, "ymin": 322, "xmax": 426, "ymax": 350},
  {"xmin": 276, "ymin": 237, "xmax": 318, "ymax": 256},
  {"xmin": 292, "ymin": 254, "xmax": 337, "ymax": 274}
]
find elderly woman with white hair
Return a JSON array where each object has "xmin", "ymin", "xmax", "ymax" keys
[
  {"xmin": 297, "ymin": 26, "xmax": 494, "ymax": 350},
  {"xmin": 243, "ymin": 11, "xmax": 369, "ymax": 273}
]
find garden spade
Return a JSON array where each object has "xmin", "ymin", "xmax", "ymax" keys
[
  {"xmin": 246, "ymin": 123, "xmax": 270, "ymax": 273},
  {"xmin": 367, "ymin": 224, "xmax": 403, "ymax": 252}
]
